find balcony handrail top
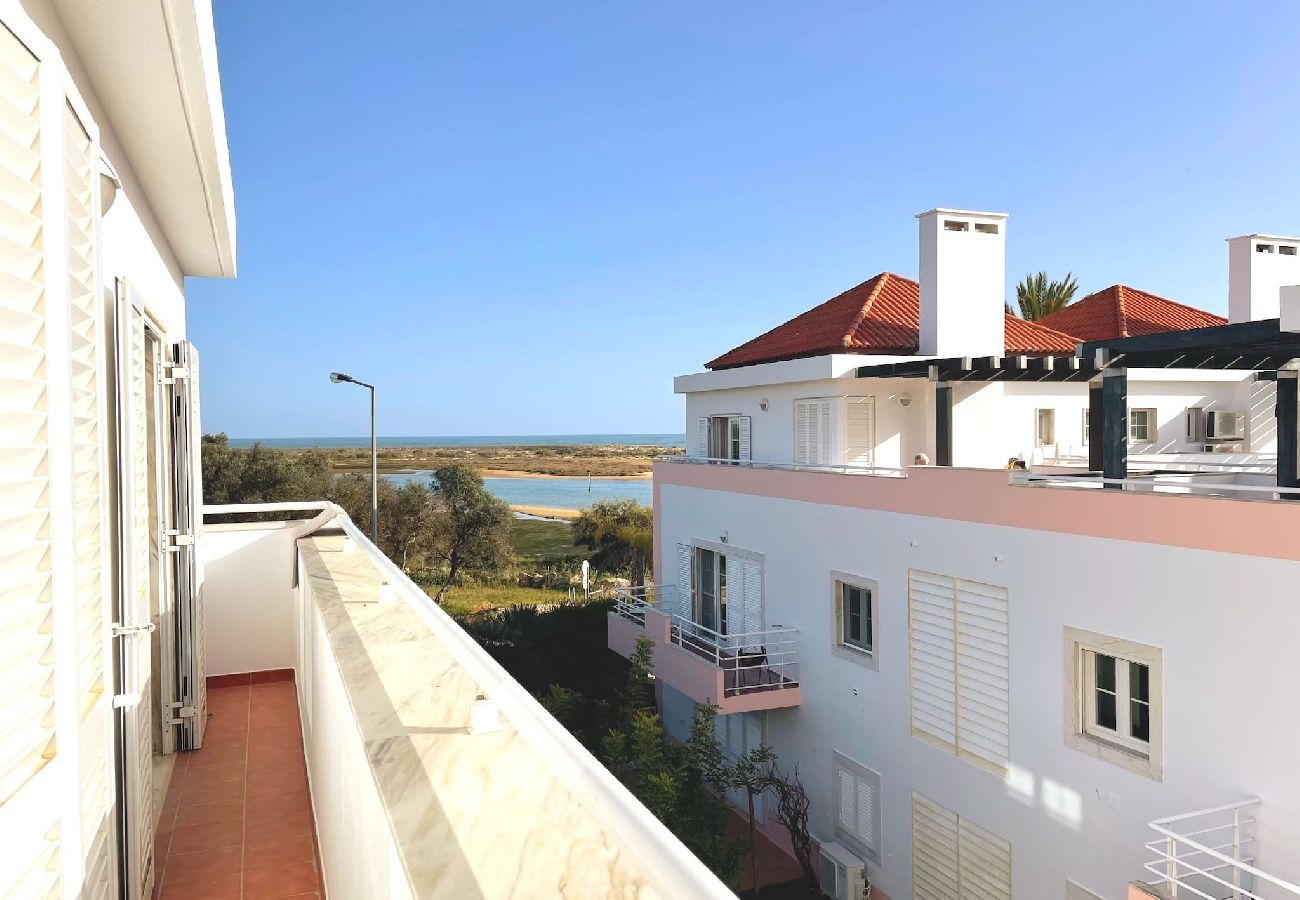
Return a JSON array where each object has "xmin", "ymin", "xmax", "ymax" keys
[
  {"xmin": 670, "ymin": 613, "xmax": 799, "ymax": 643},
  {"xmin": 1011, "ymin": 470, "xmax": 1300, "ymax": 499},
  {"xmin": 659, "ymin": 455, "xmax": 907, "ymax": 477},
  {"xmin": 1148, "ymin": 797, "xmax": 1300, "ymax": 896},
  {"xmin": 200, "ymin": 502, "xmax": 735, "ymax": 900}
]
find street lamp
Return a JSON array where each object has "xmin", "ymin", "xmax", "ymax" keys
[{"xmin": 329, "ymin": 371, "xmax": 377, "ymax": 544}]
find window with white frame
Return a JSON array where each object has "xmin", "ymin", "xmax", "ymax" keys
[
  {"xmin": 833, "ymin": 752, "xmax": 881, "ymax": 863},
  {"xmin": 1035, "ymin": 408, "xmax": 1056, "ymax": 446},
  {"xmin": 1129, "ymin": 408, "xmax": 1156, "ymax": 442},
  {"xmin": 831, "ymin": 574, "xmax": 877, "ymax": 668},
  {"xmin": 1081, "ymin": 409, "xmax": 1090, "ymax": 445},
  {"xmin": 1064, "ymin": 627, "xmax": 1163, "ymax": 779}
]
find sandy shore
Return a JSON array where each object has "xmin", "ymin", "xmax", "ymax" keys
[
  {"xmin": 481, "ymin": 468, "xmax": 652, "ymax": 480},
  {"xmin": 511, "ymin": 504, "xmax": 581, "ymax": 521}
]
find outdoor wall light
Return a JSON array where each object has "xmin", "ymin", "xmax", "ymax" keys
[
  {"xmin": 759, "ymin": 398, "xmax": 770, "ymax": 411},
  {"xmin": 98, "ymin": 155, "xmax": 121, "ymax": 215},
  {"xmin": 897, "ymin": 392, "xmax": 913, "ymax": 407}
]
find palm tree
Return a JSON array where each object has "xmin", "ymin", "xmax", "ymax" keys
[{"xmin": 1015, "ymin": 271, "xmax": 1079, "ymax": 320}]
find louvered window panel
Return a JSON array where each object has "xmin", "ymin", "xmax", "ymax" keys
[
  {"xmin": 833, "ymin": 753, "xmax": 881, "ymax": 862},
  {"xmin": 955, "ymin": 580, "xmax": 1010, "ymax": 772},
  {"xmin": 846, "ymin": 396, "xmax": 874, "ymax": 465},
  {"xmin": 913, "ymin": 793, "xmax": 1011, "ymax": 900},
  {"xmin": 794, "ymin": 398, "xmax": 833, "ymax": 465},
  {"xmin": 912, "ymin": 793, "xmax": 960, "ymax": 900},
  {"xmin": 0, "ymin": 19, "xmax": 54, "ymax": 814},
  {"xmin": 908, "ymin": 571, "xmax": 1011, "ymax": 775},
  {"xmin": 908, "ymin": 571, "xmax": 958, "ymax": 750}
]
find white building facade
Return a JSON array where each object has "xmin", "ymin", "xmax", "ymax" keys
[{"xmin": 610, "ymin": 208, "xmax": 1300, "ymax": 899}]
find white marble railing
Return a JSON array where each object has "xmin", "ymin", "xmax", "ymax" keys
[{"xmin": 202, "ymin": 502, "xmax": 735, "ymax": 900}]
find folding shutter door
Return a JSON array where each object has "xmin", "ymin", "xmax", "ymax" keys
[
  {"xmin": 908, "ymin": 571, "xmax": 958, "ymax": 752},
  {"xmin": 815, "ymin": 400, "xmax": 830, "ymax": 463},
  {"xmin": 955, "ymin": 580, "xmax": 1010, "ymax": 774},
  {"xmin": 65, "ymin": 95, "xmax": 115, "ymax": 900},
  {"xmin": 736, "ymin": 416, "xmax": 751, "ymax": 462},
  {"xmin": 170, "ymin": 340, "xmax": 206, "ymax": 749},
  {"xmin": 0, "ymin": 20, "xmax": 62, "ymax": 896},
  {"xmin": 113, "ymin": 281, "xmax": 155, "ymax": 899},
  {"xmin": 794, "ymin": 400, "xmax": 809, "ymax": 464},
  {"xmin": 675, "ymin": 543, "xmax": 693, "ymax": 622},
  {"xmin": 912, "ymin": 793, "xmax": 960, "ymax": 900},
  {"xmin": 697, "ymin": 417, "xmax": 709, "ymax": 458},
  {"xmin": 846, "ymin": 397, "xmax": 874, "ymax": 466},
  {"xmin": 735, "ymin": 557, "xmax": 762, "ymax": 652}
]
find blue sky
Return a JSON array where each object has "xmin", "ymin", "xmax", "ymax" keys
[{"xmin": 190, "ymin": 1, "xmax": 1300, "ymax": 438}]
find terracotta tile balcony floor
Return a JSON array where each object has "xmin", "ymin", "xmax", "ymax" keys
[{"xmin": 154, "ymin": 680, "xmax": 323, "ymax": 899}]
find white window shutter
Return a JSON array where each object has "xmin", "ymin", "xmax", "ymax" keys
[
  {"xmin": 807, "ymin": 402, "xmax": 820, "ymax": 463},
  {"xmin": 908, "ymin": 570, "xmax": 958, "ymax": 751},
  {"xmin": 113, "ymin": 281, "xmax": 155, "ymax": 898},
  {"xmin": 697, "ymin": 417, "xmax": 710, "ymax": 458},
  {"xmin": 793, "ymin": 400, "xmax": 809, "ymax": 464},
  {"xmin": 739, "ymin": 558, "xmax": 762, "ymax": 649},
  {"xmin": 912, "ymin": 793, "xmax": 961, "ymax": 900},
  {"xmin": 675, "ymin": 543, "xmax": 693, "ymax": 621},
  {"xmin": 837, "ymin": 768, "xmax": 855, "ymax": 830},
  {"xmin": 0, "ymin": 20, "xmax": 62, "ymax": 898},
  {"xmin": 857, "ymin": 775, "xmax": 877, "ymax": 849},
  {"xmin": 736, "ymin": 415, "xmax": 751, "ymax": 461},
  {"xmin": 958, "ymin": 815, "xmax": 1012, "ymax": 900},
  {"xmin": 171, "ymin": 340, "xmax": 207, "ymax": 750},
  {"xmin": 955, "ymin": 579, "xmax": 1010, "ymax": 774},
  {"xmin": 846, "ymin": 397, "xmax": 875, "ymax": 466},
  {"xmin": 817, "ymin": 400, "xmax": 831, "ymax": 463}
]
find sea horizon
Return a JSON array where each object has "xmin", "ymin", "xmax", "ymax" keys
[{"xmin": 226, "ymin": 433, "xmax": 686, "ymax": 449}]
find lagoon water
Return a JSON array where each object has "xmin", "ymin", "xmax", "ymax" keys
[{"xmin": 383, "ymin": 472, "xmax": 652, "ymax": 510}]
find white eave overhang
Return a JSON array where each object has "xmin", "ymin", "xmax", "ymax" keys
[
  {"xmin": 55, "ymin": 0, "xmax": 236, "ymax": 277},
  {"xmin": 674, "ymin": 354, "xmax": 921, "ymax": 393}
]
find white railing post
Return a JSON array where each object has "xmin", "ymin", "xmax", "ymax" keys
[
  {"xmin": 1167, "ymin": 836, "xmax": 1179, "ymax": 898},
  {"xmin": 1232, "ymin": 807, "xmax": 1242, "ymax": 900}
]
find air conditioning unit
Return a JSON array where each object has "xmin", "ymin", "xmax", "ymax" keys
[
  {"xmin": 818, "ymin": 841, "xmax": 870, "ymax": 900},
  {"xmin": 1205, "ymin": 410, "xmax": 1246, "ymax": 442}
]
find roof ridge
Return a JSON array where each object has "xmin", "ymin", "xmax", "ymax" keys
[
  {"xmin": 1113, "ymin": 285, "xmax": 1131, "ymax": 337},
  {"xmin": 842, "ymin": 273, "xmax": 892, "ymax": 348},
  {"xmin": 1113, "ymin": 282, "xmax": 1228, "ymax": 322}
]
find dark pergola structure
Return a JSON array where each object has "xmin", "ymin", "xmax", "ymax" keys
[{"xmin": 855, "ymin": 318, "xmax": 1300, "ymax": 485}]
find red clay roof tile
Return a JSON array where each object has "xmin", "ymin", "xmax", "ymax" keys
[
  {"xmin": 1036, "ymin": 284, "xmax": 1225, "ymax": 342},
  {"xmin": 705, "ymin": 273, "xmax": 1079, "ymax": 369}
]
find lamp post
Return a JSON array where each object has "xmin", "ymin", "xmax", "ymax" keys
[{"xmin": 330, "ymin": 372, "xmax": 377, "ymax": 544}]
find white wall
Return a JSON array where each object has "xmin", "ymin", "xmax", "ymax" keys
[
  {"xmin": 657, "ymin": 481, "xmax": 1300, "ymax": 899},
  {"xmin": 200, "ymin": 522, "xmax": 303, "ymax": 676},
  {"xmin": 684, "ymin": 367, "xmax": 1276, "ymax": 469}
]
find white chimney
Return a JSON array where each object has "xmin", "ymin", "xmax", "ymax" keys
[
  {"xmin": 1227, "ymin": 233, "xmax": 1300, "ymax": 323},
  {"xmin": 917, "ymin": 208, "xmax": 1007, "ymax": 358}
]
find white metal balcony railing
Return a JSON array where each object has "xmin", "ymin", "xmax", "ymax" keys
[
  {"xmin": 660, "ymin": 454, "xmax": 907, "ymax": 477},
  {"xmin": 1010, "ymin": 469, "xmax": 1300, "ymax": 501},
  {"xmin": 613, "ymin": 585, "xmax": 800, "ymax": 696},
  {"xmin": 1143, "ymin": 799, "xmax": 1300, "ymax": 900}
]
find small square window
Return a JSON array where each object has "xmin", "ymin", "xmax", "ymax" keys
[
  {"xmin": 1081, "ymin": 409, "xmax": 1090, "ymax": 445},
  {"xmin": 1129, "ymin": 408, "xmax": 1156, "ymax": 442},
  {"xmin": 1036, "ymin": 408, "xmax": 1056, "ymax": 447},
  {"xmin": 1064, "ymin": 628, "xmax": 1163, "ymax": 780},
  {"xmin": 832, "ymin": 574, "xmax": 878, "ymax": 670}
]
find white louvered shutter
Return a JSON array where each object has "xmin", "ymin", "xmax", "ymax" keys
[
  {"xmin": 66, "ymin": 93, "xmax": 115, "ymax": 900},
  {"xmin": 738, "ymin": 557, "xmax": 762, "ymax": 650},
  {"xmin": 816, "ymin": 400, "xmax": 830, "ymax": 463},
  {"xmin": 697, "ymin": 417, "xmax": 709, "ymax": 458},
  {"xmin": 908, "ymin": 570, "xmax": 958, "ymax": 751},
  {"xmin": 171, "ymin": 340, "xmax": 206, "ymax": 749},
  {"xmin": 807, "ymin": 401, "xmax": 821, "ymax": 464},
  {"xmin": 836, "ymin": 767, "xmax": 856, "ymax": 833},
  {"xmin": 958, "ymin": 815, "xmax": 1012, "ymax": 900},
  {"xmin": 846, "ymin": 397, "xmax": 874, "ymax": 466},
  {"xmin": 675, "ymin": 543, "xmax": 693, "ymax": 622},
  {"xmin": 114, "ymin": 281, "xmax": 155, "ymax": 898},
  {"xmin": 955, "ymin": 580, "xmax": 1010, "ymax": 774},
  {"xmin": 793, "ymin": 400, "xmax": 809, "ymax": 464},
  {"xmin": 912, "ymin": 793, "xmax": 961, "ymax": 900},
  {"xmin": 736, "ymin": 415, "xmax": 751, "ymax": 461},
  {"xmin": 833, "ymin": 757, "xmax": 880, "ymax": 859},
  {"xmin": 0, "ymin": 20, "xmax": 62, "ymax": 898}
]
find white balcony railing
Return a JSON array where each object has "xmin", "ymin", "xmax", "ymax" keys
[
  {"xmin": 661, "ymin": 455, "xmax": 907, "ymax": 477},
  {"xmin": 612, "ymin": 583, "xmax": 672, "ymax": 626},
  {"xmin": 1010, "ymin": 470, "xmax": 1300, "ymax": 501},
  {"xmin": 1143, "ymin": 799, "xmax": 1300, "ymax": 899},
  {"xmin": 670, "ymin": 616, "xmax": 799, "ymax": 696}
]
